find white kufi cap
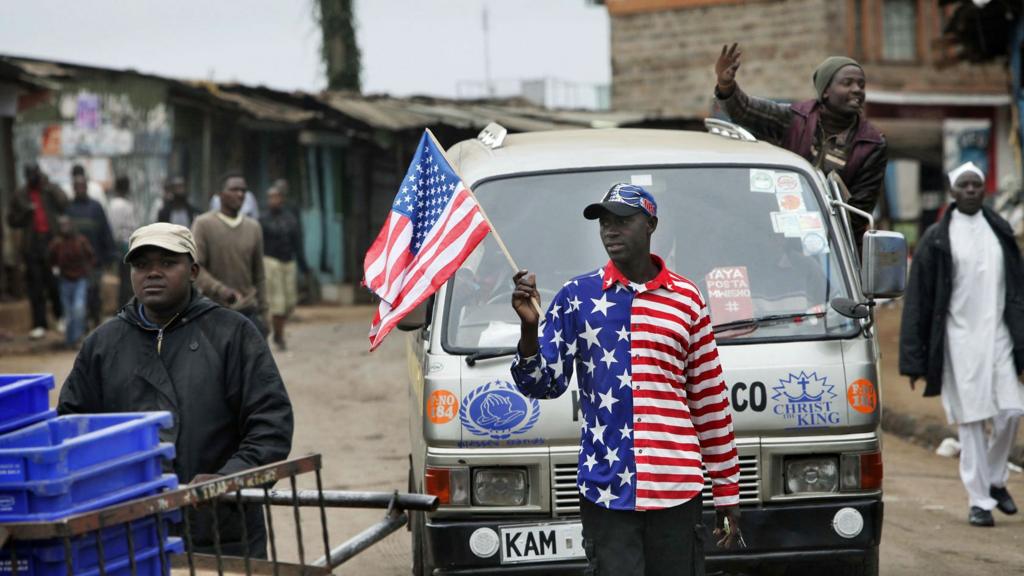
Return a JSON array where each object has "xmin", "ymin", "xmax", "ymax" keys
[{"xmin": 948, "ymin": 161, "xmax": 985, "ymax": 188}]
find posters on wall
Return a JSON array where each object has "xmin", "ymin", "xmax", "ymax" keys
[
  {"xmin": 943, "ymin": 118, "xmax": 991, "ymax": 189},
  {"xmin": 75, "ymin": 93, "xmax": 101, "ymax": 130}
]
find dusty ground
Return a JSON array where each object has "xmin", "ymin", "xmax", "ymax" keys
[
  {"xmin": 1, "ymin": 306, "xmax": 412, "ymax": 576},
  {"xmin": 3, "ymin": 305, "xmax": 1024, "ymax": 575}
]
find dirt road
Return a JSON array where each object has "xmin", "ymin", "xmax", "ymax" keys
[
  {"xmin": 3, "ymin": 306, "xmax": 1023, "ymax": 575},
  {"xmin": 2, "ymin": 306, "xmax": 413, "ymax": 575}
]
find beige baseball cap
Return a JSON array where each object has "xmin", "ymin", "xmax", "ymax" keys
[{"xmin": 124, "ymin": 223, "xmax": 198, "ymax": 263}]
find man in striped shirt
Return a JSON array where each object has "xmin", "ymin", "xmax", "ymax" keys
[{"xmin": 510, "ymin": 183, "xmax": 741, "ymax": 575}]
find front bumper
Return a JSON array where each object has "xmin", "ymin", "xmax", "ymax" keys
[{"xmin": 425, "ymin": 498, "xmax": 882, "ymax": 575}]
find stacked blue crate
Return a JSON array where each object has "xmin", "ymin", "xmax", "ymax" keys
[
  {"xmin": 0, "ymin": 513, "xmax": 184, "ymax": 576},
  {"xmin": 0, "ymin": 408, "xmax": 182, "ymax": 576},
  {"xmin": 0, "ymin": 375, "xmax": 56, "ymax": 435}
]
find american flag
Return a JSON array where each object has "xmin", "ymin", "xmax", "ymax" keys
[{"xmin": 364, "ymin": 130, "xmax": 490, "ymax": 350}]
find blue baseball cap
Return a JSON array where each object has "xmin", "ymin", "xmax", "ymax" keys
[{"xmin": 583, "ymin": 183, "xmax": 658, "ymax": 220}]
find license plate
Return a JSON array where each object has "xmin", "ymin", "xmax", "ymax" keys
[{"xmin": 499, "ymin": 521, "xmax": 586, "ymax": 564}]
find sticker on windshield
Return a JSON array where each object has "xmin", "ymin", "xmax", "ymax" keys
[
  {"xmin": 774, "ymin": 172, "xmax": 802, "ymax": 194},
  {"xmin": 705, "ymin": 266, "xmax": 754, "ymax": 324},
  {"xmin": 771, "ymin": 212, "xmax": 802, "ymax": 237},
  {"xmin": 776, "ymin": 189, "xmax": 806, "ymax": 213},
  {"xmin": 750, "ymin": 169, "xmax": 775, "ymax": 193},
  {"xmin": 798, "ymin": 212, "xmax": 825, "ymax": 232},
  {"xmin": 801, "ymin": 231, "xmax": 829, "ymax": 256},
  {"xmin": 631, "ymin": 174, "xmax": 653, "ymax": 186}
]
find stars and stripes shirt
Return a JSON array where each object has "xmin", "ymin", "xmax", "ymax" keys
[{"xmin": 511, "ymin": 255, "xmax": 740, "ymax": 511}]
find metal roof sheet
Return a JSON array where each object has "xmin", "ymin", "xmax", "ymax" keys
[{"xmin": 317, "ymin": 93, "xmax": 658, "ymax": 132}]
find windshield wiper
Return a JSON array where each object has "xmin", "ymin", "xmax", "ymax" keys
[
  {"xmin": 465, "ymin": 347, "xmax": 518, "ymax": 367},
  {"xmin": 713, "ymin": 312, "xmax": 826, "ymax": 335}
]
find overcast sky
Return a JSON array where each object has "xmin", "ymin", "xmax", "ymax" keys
[{"xmin": 0, "ymin": 0, "xmax": 610, "ymax": 97}]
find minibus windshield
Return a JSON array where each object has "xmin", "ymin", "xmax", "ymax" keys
[{"xmin": 444, "ymin": 166, "xmax": 857, "ymax": 351}]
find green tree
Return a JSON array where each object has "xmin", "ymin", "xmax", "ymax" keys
[{"xmin": 316, "ymin": 0, "xmax": 362, "ymax": 92}]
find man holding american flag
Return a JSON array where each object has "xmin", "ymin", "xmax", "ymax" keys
[
  {"xmin": 363, "ymin": 130, "xmax": 491, "ymax": 350},
  {"xmin": 509, "ymin": 183, "xmax": 743, "ymax": 575}
]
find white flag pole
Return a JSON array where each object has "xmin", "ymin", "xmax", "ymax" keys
[{"xmin": 425, "ymin": 129, "xmax": 543, "ymax": 317}]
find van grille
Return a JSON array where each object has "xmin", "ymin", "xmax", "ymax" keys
[{"xmin": 551, "ymin": 454, "xmax": 760, "ymax": 516}]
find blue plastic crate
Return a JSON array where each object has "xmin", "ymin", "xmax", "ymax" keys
[
  {"xmin": 0, "ymin": 445, "xmax": 177, "ymax": 522},
  {"xmin": 76, "ymin": 538, "xmax": 184, "ymax": 576},
  {"xmin": 0, "ymin": 413, "xmax": 172, "ymax": 484},
  {"xmin": 0, "ymin": 375, "xmax": 56, "ymax": 436},
  {"xmin": 0, "ymin": 512, "xmax": 181, "ymax": 576}
]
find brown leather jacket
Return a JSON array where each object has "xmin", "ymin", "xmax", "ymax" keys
[{"xmin": 715, "ymin": 86, "xmax": 888, "ymax": 242}]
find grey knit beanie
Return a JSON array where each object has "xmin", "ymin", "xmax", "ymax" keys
[{"xmin": 813, "ymin": 56, "xmax": 862, "ymax": 100}]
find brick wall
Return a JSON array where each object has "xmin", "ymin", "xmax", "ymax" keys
[
  {"xmin": 867, "ymin": 61, "xmax": 1006, "ymax": 96},
  {"xmin": 610, "ymin": 0, "xmax": 1008, "ymax": 118},
  {"xmin": 611, "ymin": 0, "xmax": 833, "ymax": 117}
]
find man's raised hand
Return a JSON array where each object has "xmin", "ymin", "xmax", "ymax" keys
[{"xmin": 715, "ymin": 43, "xmax": 743, "ymax": 96}]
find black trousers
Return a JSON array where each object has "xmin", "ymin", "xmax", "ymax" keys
[
  {"xmin": 87, "ymin": 267, "xmax": 103, "ymax": 326},
  {"xmin": 580, "ymin": 497, "xmax": 705, "ymax": 576},
  {"xmin": 22, "ymin": 236, "xmax": 62, "ymax": 329}
]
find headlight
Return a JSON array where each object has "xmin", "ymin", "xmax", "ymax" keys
[
  {"xmin": 472, "ymin": 468, "xmax": 528, "ymax": 506},
  {"xmin": 784, "ymin": 456, "xmax": 838, "ymax": 494}
]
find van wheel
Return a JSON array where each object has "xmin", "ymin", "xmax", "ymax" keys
[
  {"xmin": 409, "ymin": 464, "xmax": 434, "ymax": 576},
  {"xmin": 411, "ymin": 508, "xmax": 434, "ymax": 576}
]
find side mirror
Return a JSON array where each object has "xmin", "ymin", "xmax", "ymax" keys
[
  {"xmin": 830, "ymin": 297, "xmax": 871, "ymax": 319},
  {"xmin": 860, "ymin": 230, "xmax": 907, "ymax": 298},
  {"xmin": 397, "ymin": 296, "xmax": 434, "ymax": 332}
]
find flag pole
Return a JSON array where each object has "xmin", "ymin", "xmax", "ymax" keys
[{"xmin": 426, "ymin": 129, "xmax": 543, "ymax": 317}]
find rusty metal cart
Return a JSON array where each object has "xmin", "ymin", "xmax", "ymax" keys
[{"xmin": 0, "ymin": 454, "xmax": 437, "ymax": 575}]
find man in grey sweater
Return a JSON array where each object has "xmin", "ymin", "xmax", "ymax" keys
[{"xmin": 192, "ymin": 172, "xmax": 268, "ymax": 336}]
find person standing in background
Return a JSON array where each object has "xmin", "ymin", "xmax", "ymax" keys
[
  {"xmin": 64, "ymin": 164, "xmax": 109, "ymax": 215},
  {"xmin": 272, "ymin": 178, "xmax": 311, "ymax": 301},
  {"xmin": 900, "ymin": 162, "xmax": 1024, "ymax": 527},
  {"xmin": 66, "ymin": 166, "xmax": 116, "ymax": 330},
  {"xmin": 260, "ymin": 186, "xmax": 302, "ymax": 350},
  {"xmin": 108, "ymin": 176, "xmax": 139, "ymax": 307},
  {"xmin": 48, "ymin": 216, "xmax": 95, "ymax": 347},
  {"xmin": 7, "ymin": 162, "xmax": 67, "ymax": 339},
  {"xmin": 149, "ymin": 179, "xmax": 175, "ymax": 224},
  {"xmin": 157, "ymin": 176, "xmax": 200, "ymax": 227},
  {"xmin": 210, "ymin": 186, "xmax": 259, "ymax": 220},
  {"xmin": 192, "ymin": 172, "xmax": 268, "ymax": 336}
]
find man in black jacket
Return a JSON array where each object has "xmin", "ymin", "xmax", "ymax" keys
[
  {"xmin": 58, "ymin": 222, "xmax": 294, "ymax": 556},
  {"xmin": 157, "ymin": 177, "xmax": 200, "ymax": 227},
  {"xmin": 900, "ymin": 162, "xmax": 1024, "ymax": 527},
  {"xmin": 66, "ymin": 165, "xmax": 116, "ymax": 329}
]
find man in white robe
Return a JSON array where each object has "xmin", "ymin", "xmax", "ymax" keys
[{"xmin": 900, "ymin": 161, "xmax": 1024, "ymax": 527}]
